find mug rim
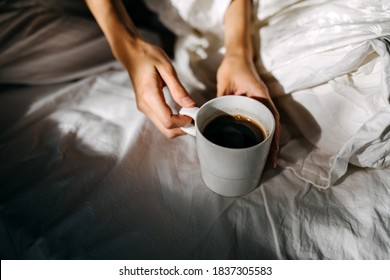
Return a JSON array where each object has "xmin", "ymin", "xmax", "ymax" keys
[{"xmin": 195, "ymin": 95, "xmax": 275, "ymax": 151}]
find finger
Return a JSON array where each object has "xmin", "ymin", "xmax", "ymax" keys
[
  {"xmin": 270, "ymin": 112, "xmax": 281, "ymax": 167},
  {"xmin": 165, "ymin": 127, "xmax": 188, "ymax": 139},
  {"xmin": 269, "ymin": 125, "xmax": 280, "ymax": 168},
  {"xmin": 156, "ymin": 63, "xmax": 195, "ymax": 108},
  {"xmin": 138, "ymin": 84, "xmax": 193, "ymax": 130},
  {"xmin": 144, "ymin": 102, "xmax": 192, "ymax": 139},
  {"xmin": 266, "ymin": 105, "xmax": 280, "ymax": 168},
  {"xmin": 245, "ymin": 83, "xmax": 271, "ymax": 100},
  {"xmin": 217, "ymin": 79, "xmax": 229, "ymax": 97},
  {"xmin": 148, "ymin": 114, "xmax": 189, "ymax": 139},
  {"xmin": 248, "ymin": 96, "xmax": 281, "ymax": 168}
]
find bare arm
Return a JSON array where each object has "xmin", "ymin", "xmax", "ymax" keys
[
  {"xmin": 218, "ymin": 0, "xmax": 280, "ymax": 166},
  {"xmin": 223, "ymin": 0, "xmax": 253, "ymax": 61}
]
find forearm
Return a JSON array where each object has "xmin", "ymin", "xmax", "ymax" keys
[
  {"xmin": 85, "ymin": 0, "xmax": 141, "ymax": 62},
  {"xmin": 223, "ymin": 0, "xmax": 253, "ymax": 60}
]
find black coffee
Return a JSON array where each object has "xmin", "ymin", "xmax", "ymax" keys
[{"xmin": 202, "ymin": 114, "xmax": 266, "ymax": 148}]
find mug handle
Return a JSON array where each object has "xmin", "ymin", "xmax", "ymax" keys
[{"xmin": 179, "ymin": 107, "xmax": 200, "ymax": 136}]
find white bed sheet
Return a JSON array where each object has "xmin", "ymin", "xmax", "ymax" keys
[
  {"xmin": 1, "ymin": 0, "xmax": 390, "ymax": 260},
  {"xmin": 1, "ymin": 69, "xmax": 389, "ymax": 259}
]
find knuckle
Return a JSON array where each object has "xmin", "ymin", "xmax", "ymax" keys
[
  {"xmin": 274, "ymin": 111, "xmax": 281, "ymax": 121},
  {"xmin": 165, "ymin": 132, "xmax": 177, "ymax": 139},
  {"xmin": 163, "ymin": 63, "xmax": 177, "ymax": 78},
  {"xmin": 135, "ymin": 90, "xmax": 153, "ymax": 112},
  {"xmin": 161, "ymin": 117, "xmax": 175, "ymax": 129},
  {"xmin": 165, "ymin": 129, "xmax": 181, "ymax": 139},
  {"xmin": 136, "ymin": 99, "xmax": 146, "ymax": 112},
  {"xmin": 160, "ymin": 57, "xmax": 174, "ymax": 71}
]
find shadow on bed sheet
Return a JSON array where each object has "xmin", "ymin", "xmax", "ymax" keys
[
  {"xmin": 0, "ymin": 91, "xmax": 272, "ymax": 260},
  {"xmin": 0, "ymin": 84, "xmax": 72, "ymax": 133},
  {"xmin": 1, "ymin": 77, "xmax": 389, "ymax": 260},
  {"xmin": 276, "ymin": 95, "xmax": 322, "ymax": 149},
  {"xmin": 0, "ymin": 64, "xmax": 324, "ymax": 260},
  {"xmin": 0, "ymin": 95, "xmax": 285, "ymax": 260}
]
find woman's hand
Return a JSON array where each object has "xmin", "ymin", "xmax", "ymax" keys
[
  {"xmin": 86, "ymin": 0, "xmax": 195, "ymax": 139},
  {"xmin": 217, "ymin": 54, "xmax": 280, "ymax": 167},
  {"xmin": 117, "ymin": 37, "xmax": 195, "ymax": 138}
]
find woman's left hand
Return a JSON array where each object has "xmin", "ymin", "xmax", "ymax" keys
[{"xmin": 216, "ymin": 54, "xmax": 281, "ymax": 167}]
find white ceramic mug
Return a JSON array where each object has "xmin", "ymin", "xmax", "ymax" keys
[{"xmin": 180, "ymin": 95, "xmax": 275, "ymax": 197}]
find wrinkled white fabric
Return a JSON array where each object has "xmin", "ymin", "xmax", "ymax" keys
[
  {"xmin": 145, "ymin": 0, "xmax": 231, "ymax": 37},
  {"xmin": 0, "ymin": 1, "xmax": 116, "ymax": 85},
  {"xmin": 257, "ymin": 1, "xmax": 390, "ymax": 93},
  {"xmin": 253, "ymin": 1, "xmax": 390, "ymax": 188},
  {"xmin": 1, "ymin": 0, "xmax": 390, "ymax": 260},
  {"xmin": 1, "ymin": 70, "xmax": 390, "ymax": 259}
]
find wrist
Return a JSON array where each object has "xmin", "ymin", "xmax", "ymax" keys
[
  {"xmin": 224, "ymin": 45, "xmax": 254, "ymax": 64},
  {"xmin": 223, "ymin": 0, "xmax": 254, "ymax": 63},
  {"xmin": 109, "ymin": 28, "xmax": 145, "ymax": 65}
]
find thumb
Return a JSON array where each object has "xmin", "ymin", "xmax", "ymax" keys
[{"xmin": 217, "ymin": 79, "xmax": 229, "ymax": 97}]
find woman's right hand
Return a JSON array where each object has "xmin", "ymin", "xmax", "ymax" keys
[
  {"xmin": 86, "ymin": 0, "xmax": 195, "ymax": 139},
  {"xmin": 115, "ymin": 37, "xmax": 196, "ymax": 138}
]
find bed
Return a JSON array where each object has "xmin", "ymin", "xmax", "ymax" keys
[{"xmin": 1, "ymin": 0, "xmax": 389, "ymax": 259}]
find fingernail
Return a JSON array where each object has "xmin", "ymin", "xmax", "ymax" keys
[{"xmin": 182, "ymin": 97, "xmax": 195, "ymax": 106}]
